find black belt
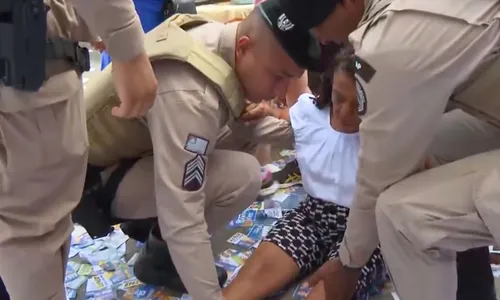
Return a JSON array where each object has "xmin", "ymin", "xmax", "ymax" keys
[
  {"xmin": 0, "ymin": 37, "xmax": 90, "ymax": 82},
  {"xmin": 45, "ymin": 37, "xmax": 90, "ymax": 76}
]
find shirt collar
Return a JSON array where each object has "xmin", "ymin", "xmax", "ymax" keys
[{"xmin": 218, "ymin": 22, "xmax": 240, "ymax": 69}]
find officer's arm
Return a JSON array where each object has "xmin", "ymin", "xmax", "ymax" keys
[
  {"xmin": 232, "ymin": 116, "xmax": 293, "ymax": 147},
  {"xmin": 338, "ymin": 48, "xmax": 455, "ymax": 267},
  {"xmin": 72, "ymin": 0, "xmax": 144, "ymax": 62},
  {"xmin": 147, "ymin": 83, "xmax": 223, "ymax": 300}
]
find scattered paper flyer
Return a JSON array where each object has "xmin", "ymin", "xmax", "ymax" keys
[
  {"xmin": 227, "ymin": 232, "xmax": 256, "ymax": 249},
  {"xmin": 271, "ymin": 191, "xmax": 289, "ymax": 203},
  {"xmin": 216, "ymin": 249, "xmax": 251, "ymax": 271},
  {"xmin": 63, "ymin": 152, "xmax": 335, "ymax": 300},
  {"xmin": 264, "ymin": 208, "xmax": 283, "ymax": 219},
  {"xmin": 228, "ymin": 209, "xmax": 258, "ymax": 228},
  {"xmin": 292, "ymin": 283, "xmax": 311, "ymax": 299}
]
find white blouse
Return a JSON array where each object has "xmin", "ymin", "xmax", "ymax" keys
[{"xmin": 290, "ymin": 93, "xmax": 360, "ymax": 208}]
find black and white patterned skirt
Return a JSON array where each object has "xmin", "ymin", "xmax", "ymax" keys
[{"xmin": 263, "ymin": 196, "xmax": 385, "ymax": 300}]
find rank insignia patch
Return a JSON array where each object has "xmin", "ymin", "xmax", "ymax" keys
[
  {"xmin": 182, "ymin": 155, "xmax": 206, "ymax": 191},
  {"xmin": 355, "ymin": 77, "xmax": 367, "ymax": 116},
  {"xmin": 354, "ymin": 55, "xmax": 376, "ymax": 84}
]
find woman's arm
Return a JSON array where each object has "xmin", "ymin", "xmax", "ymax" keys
[{"xmin": 268, "ymin": 106, "xmax": 291, "ymax": 122}]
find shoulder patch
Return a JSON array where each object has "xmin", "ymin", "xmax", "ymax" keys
[
  {"xmin": 182, "ymin": 155, "xmax": 206, "ymax": 191},
  {"xmin": 354, "ymin": 55, "xmax": 376, "ymax": 84},
  {"xmin": 355, "ymin": 77, "xmax": 367, "ymax": 116},
  {"xmin": 184, "ymin": 134, "xmax": 209, "ymax": 155}
]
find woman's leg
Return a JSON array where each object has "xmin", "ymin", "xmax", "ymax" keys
[
  {"xmin": 305, "ymin": 200, "xmax": 385, "ymax": 300},
  {"xmin": 223, "ymin": 199, "xmax": 326, "ymax": 299},
  {"xmin": 306, "ymin": 247, "xmax": 385, "ymax": 300}
]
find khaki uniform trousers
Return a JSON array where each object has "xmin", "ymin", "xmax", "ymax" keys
[
  {"xmin": 111, "ymin": 150, "xmax": 260, "ymax": 233},
  {"xmin": 0, "ymin": 73, "xmax": 88, "ymax": 300},
  {"xmin": 376, "ymin": 109, "xmax": 500, "ymax": 300}
]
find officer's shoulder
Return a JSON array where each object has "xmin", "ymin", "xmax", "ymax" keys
[
  {"xmin": 187, "ymin": 21, "xmax": 227, "ymax": 53},
  {"xmin": 152, "ymin": 21, "xmax": 229, "ymax": 96},
  {"xmin": 349, "ymin": 13, "xmax": 420, "ymax": 67},
  {"xmin": 152, "ymin": 59, "xmax": 215, "ymax": 96}
]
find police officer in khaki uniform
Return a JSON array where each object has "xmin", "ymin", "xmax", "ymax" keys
[
  {"xmin": 271, "ymin": 0, "xmax": 500, "ymax": 299},
  {"xmin": 0, "ymin": 0, "xmax": 158, "ymax": 299},
  {"xmin": 120, "ymin": 10, "xmax": 303, "ymax": 298},
  {"xmin": 79, "ymin": 4, "xmax": 319, "ymax": 299}
]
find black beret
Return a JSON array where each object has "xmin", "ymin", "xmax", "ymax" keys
[
  {"xmin": 257, "ymin": 0, "xmax": 322, "ymax": 71},
  {"xmin": 277, "ymin": 0, "xmax": 336, "ymax": 30}
]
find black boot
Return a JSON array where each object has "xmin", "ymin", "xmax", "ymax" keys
[
  {"xmin": 121, "ymin": 218, "xmax": 157, "ymax": 243},
  {"xmin": 133, "ymin": 224, "xmax": 228, "ymax": 293},
  {"xmin": 456, "ymin": 247, "xmax": 496, "ymax": 300}
]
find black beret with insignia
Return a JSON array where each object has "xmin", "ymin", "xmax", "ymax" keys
[
  {"xmin": 258, "ymin": 0, "xmax": 323, "ymax": 71},
  {"xmin": 277, "ymin": 0, "xmax": 337, "ymax": 30}
]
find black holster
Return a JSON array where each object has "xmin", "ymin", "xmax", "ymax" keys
[
  {"xmin": 0, "ymin": 0, "xmax": 90, "ymax": 91},
  {"xmin": 0, "ymin": 0, "xmax": 47, "ymax": 91}
]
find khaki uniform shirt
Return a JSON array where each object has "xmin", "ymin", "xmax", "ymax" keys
[
  {"xmin": 146, "ymin": 22, "xmax": 292, "ymax": 300},
  {"xmin": 0, "ymin": 0, "xmax": 145, "ymax": 112},
  {"xmin": 338, "ymin": 0, "xmax": 500, "ymax": 267}
]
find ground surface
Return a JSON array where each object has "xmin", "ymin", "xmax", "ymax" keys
[{"xmin": 67, "ymin": 152, "xmax": 395, "ymax": 299}]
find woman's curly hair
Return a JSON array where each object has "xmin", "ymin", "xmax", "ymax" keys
[{"xmin": 315, "ymin": 45, "xmax": 356, "ymax": 109}]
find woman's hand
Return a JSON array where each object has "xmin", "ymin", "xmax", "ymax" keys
[{"xmin": 240, "ymin": 101, "xmax": 273, "ymax": 121}]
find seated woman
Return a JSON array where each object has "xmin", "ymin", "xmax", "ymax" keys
[{"xmin": 223, "ymin": 46, "xmax": 385, "ymax": 300}]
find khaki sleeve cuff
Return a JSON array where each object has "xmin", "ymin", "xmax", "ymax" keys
[
  {"xmin": 104, "ymin": 17, "xmax": 145, "ymax": 62},
  {"xmin": 338, "ymin": 243, "xmax": 356, "ymax": 267},
  {"xmin": 338, "ymin": 205, "xmax": 380, "ymax": 268}
]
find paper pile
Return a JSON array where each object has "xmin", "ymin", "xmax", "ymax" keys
[
  {"xmin": 65, "ymin": 150, "xmax": 312, "ymax": 299},
  {"xmin": 66, "ymin": 225, "xmax": 183, "ymax": 299}
]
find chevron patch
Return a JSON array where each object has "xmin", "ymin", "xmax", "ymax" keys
[{"xmin": 182, "ymin": 155, "xmax": 206, "ymax": 191}]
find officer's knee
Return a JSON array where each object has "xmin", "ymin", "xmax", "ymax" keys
[
  {"xmin": 375, "ymin": 188, "xmax": 415, "ymax": 239},
  {"xmin": 376, "ymin": 189, "xmax": 434, "ymax": 252}
]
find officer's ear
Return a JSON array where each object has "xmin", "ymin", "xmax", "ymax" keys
[{"xmin": 235, "ymin": 36, "xmax": 253, "ymax": 58}]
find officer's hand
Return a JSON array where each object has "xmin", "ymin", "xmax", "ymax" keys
[
  {"xmin": 112, "ymin": 52, "xmax": 158, "ymax": 118},
  {"xmin": 306, "ymin": 258, "xmax": 360, "ymax": 300},
  {"xmin": 240, "ymin": 101, "xmax": 272, "ymax": 121}
]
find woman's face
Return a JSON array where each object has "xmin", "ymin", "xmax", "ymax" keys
[{"xmin": 331, "ymin": 70, "xmax": 361, "ymax": 133}]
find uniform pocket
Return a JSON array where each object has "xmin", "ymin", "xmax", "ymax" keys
[{"xmin": 0, "ymin": 86, "xmax": 87, "ymax": 183}]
